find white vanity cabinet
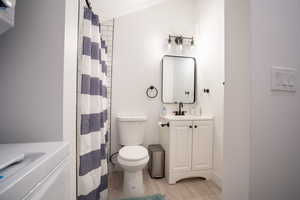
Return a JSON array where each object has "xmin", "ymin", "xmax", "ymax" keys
[{"xmin": 159, "ymin": 115, "xmax": 213, "ymax": 184}]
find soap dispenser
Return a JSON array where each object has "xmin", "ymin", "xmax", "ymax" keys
[{"xmin": 161, "ymin": 106, "xmax": 167, "ymax": 116}]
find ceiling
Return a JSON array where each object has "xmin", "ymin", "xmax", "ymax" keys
[{"xmin": 90, "ymin": 0, "xmax": 169, "ymax": 20}]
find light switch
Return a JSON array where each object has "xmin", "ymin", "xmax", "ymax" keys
[{"xmin": 271, "ymin": 66, "xmax": 296, "ymax": 92}]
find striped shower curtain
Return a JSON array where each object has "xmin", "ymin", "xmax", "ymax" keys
[{"xmin": 77, "ymin": 6, "xmax": 109, "ymax": 200}]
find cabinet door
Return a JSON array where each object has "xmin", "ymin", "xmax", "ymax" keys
[
  {"xmin": 192, "ymin": 121, "xmax": 213, "ymax": 170},
  {"xmin": 170, "ymin": 121, "xmax": 193, "ymax": 173}
]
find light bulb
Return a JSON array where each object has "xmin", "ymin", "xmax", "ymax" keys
[
  {"xmin": 191, "ymin": 38, "xmax": 195, "ymax": 46},
  {"xmin": 168, "ymin": 35, "xmax": 172, "ymax": 49},
  {"xmin": 179, "ymin": 44, "xmax": 183, "ymax": 51}
]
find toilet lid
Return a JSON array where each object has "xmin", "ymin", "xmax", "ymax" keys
[{"xmin": 119, "ymin": 146, "xmax": 148, "ymax": 162}]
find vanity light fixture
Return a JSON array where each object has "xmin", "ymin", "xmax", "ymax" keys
[
  {"xmin": 178, "ymin": 43, "xmax": 183, "ymax": 51},
  {"xmin": 190, "ymin": 37, "xmax": 195, "ymax": 49},
  {"xmin": 174, "ymin": 36, "xmax": 183, "ymax": 46},
  {"xmin": 191, "ymin": 37, "xmax": 194, "ymax": 46},
  {"xmin": 168, "ymin": 35, "xmax": 172, "ymax": 49},
  {"xmin": 167, "ymin": 35, "xmax": 195, "ymax": 50},
  {"xmin": 174, "ymin": 36, "xmax": 183, "ymax": 51}
]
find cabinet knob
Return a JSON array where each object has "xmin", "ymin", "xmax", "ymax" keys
[
  {"xmin": 194, "ymin": 125, "xmax": 198, "ymax": 128},
  {"xmin": 189, "ymin": 125, "xmax": 193, "ymax": 128}
]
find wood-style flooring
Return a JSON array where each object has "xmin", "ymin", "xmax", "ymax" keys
[{"xmin": 108, "ymin": 171, "xmax": 221, "ymax": 200}]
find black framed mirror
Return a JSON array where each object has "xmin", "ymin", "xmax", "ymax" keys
[{"xmin": 162, "ymin": 55, "xmax": 196, "ymax": 104}]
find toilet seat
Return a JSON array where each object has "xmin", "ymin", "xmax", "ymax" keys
[{"xmin": 119, "ymin": 146, "xmax": 148, "ymax": 162}]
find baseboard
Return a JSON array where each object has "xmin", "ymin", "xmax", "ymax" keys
[{"xmin": 211, "ymin": 172, "xmax": 222, "ymax": 189}]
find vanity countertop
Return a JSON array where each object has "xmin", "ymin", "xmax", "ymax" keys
[{"xmin": 160, "ymin": 115, "xmax": 214, "ymax": 121}]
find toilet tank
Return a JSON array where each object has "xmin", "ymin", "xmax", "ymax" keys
[{"xmin": 117, "ymin": 115, "xmax": 147, "ymax": 146}]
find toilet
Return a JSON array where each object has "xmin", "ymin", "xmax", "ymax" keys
[{"xmin": 117, "ymin": 115, "xmax": 149, "ymax": 197}]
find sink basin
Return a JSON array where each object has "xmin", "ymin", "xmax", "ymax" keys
[{"xmin": 161, "ymin": 114, "xmax": 213, "ymax": 121}]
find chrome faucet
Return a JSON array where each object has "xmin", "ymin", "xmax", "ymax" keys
[{"xmin": 179, "ymin": 102, "xmax": 183, "ymax": 115}]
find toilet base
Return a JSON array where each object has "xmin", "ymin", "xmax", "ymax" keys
[{"xmin": 123, "ymin": 170, "xmax": 144, "ymax": 197}]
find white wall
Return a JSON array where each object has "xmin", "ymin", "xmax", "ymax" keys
[
  {"xmin": 194, "ymin": 0, "xmax": 225, "ymax": 187},
  {"xmin": 63, "ymin": 0, "xmax": 78, "ymax": 199},
  {"xmin": 223, "ymin": 0, "xmax": 251, "ymax": 199},
  {"xmin": 91, "ymin": 0, "xmax": 168, "ymax": 20},
  {"xmin": 0, "ymin": 0, "xmax": 65, "ymax": 143},
  {"xmin": 250, "ymin": 0, "xmax": 300, "ymax": 199},
  {"xmin": 111, "ymin": 0, "xmax": 196, "ymax": 155}
]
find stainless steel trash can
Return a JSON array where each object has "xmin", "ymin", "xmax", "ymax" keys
[{"xmin": 148, "ymin": 144, "xmax": 165, "ymax": 178}]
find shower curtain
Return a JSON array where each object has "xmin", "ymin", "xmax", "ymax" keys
[{"xmin": 77, "ymin": 6, "xmax": 109, "ymax": 200}]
